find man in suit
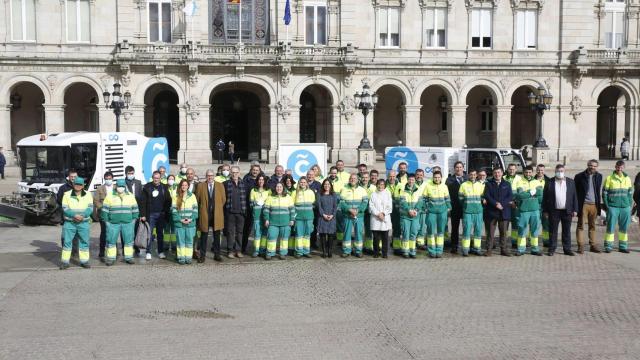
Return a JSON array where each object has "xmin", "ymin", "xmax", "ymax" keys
[
  {"xmin": 574, "ymin": 159, "xmax": 603, "ymax": 253},
  {"xmin": 483, "ymin": 167, "xmax": 513, "ymax": 256},
  {"xmin": 543, "ymin": 164, "xmax": 578, "ymax": 256},
  {"xmin": 140, "ymin": 171, "xmax": 172, "ymax": 260},
  {"xmin": 93, "ymin": 171, "xmax": 114, "ymax": 261},
  {"xmin": 195, "ymin": 169, "xmax": 226, "ymax": 262},
  {"xmin": 446, "ymin": 161, "xmax": 467, "ymax": 254}
]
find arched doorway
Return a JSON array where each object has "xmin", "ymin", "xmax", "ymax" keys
[
  {"xmin": 466, "ymin": 86, "xmax": 496, "ymax": 148},
  {"xmin": 64, "ymin": 83, "xmax": 99, "ymax": 132},
  {"xmin": 299, "ymin": 85, "xmax": 333, "ymax": 144},
  {"xmin": 210, "ymin": 83, "xmax": 270, "ymax": 161},
  {"xmin": 597, "ymin": 86, "xmax": 630, "ymax": 159},
  {"xmin": 9, "ymin": 82, "xmax": 45, "ymax": 151},
  {"xmin": 510, "ymin": 86, "xmax": 536, "ymax": 149},
  {"xmin": 144, "ymin": 84, "xmax": 180, "ymax": 162},
  {"xmin": 420, "ymin": 85, "xmax": 451, "ymax": 146},
  {"xmin": 373, "ymin": 85, "xmax": 405, "ymax": 154}
]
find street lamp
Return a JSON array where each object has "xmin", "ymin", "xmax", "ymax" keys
[
  {"xmin": 103, "ymin": 83, "xmax": 131, "ymax": 132},
  {"xmin": 528, "ymin": 85, "xmax": 553, "ymax": 148},
  {"xmin": 354, "ymin": 84, "xmax": 378, "ymax": 150}
]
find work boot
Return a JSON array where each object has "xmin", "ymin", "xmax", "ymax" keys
[
  {"xmin": 265, "ymin": 255, "xmax": 272, "ymax": 260},
  {"xmin": 278, "ymin": 254, "xmax": 286, "ymax": 260},
  {"xmin": 214, "ymin": 254, "xmax": 223, "ymax": 262},
  {"xmin": 500, "ymin": 251, "xmax": 512, "ymax": 257},
  {"xmin": 577, "ymin": 246, "xmax": 584, "ymax": 254},
  {"xmin": 294, "ymin": 254, "xmax": 301, "ymax": 259},
  {"xmin": 620, "ymin": 248, "xmax": 630, "ymax": 254},
  {"xmin": 59, "ymin": 263, "xmax": 70, "ymax": 270},
  {"xmin": 590, "ymin": 246, "xmax": 602, "ymax": 253},
  {"xmin": 125, "ymin": 259, "xmax": 135, "ymax": 264},
  {"xmin": 340, "ymin": 253, "xmax": 349, "ymax": 258},
  {"xmin": 80, "ymin": 263, "xmax": 91, "ymax": 269}
]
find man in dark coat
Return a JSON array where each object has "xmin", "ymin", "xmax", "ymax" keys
[
  {"xmin": 483, "ymin": 167, "xmax": 513, "ymax": 256},
  {"xmin": 0, "ymin": 146, "xmax": 6, "ymax": 179},
  {"xmin": 543, "ymin": 164, "xmax": 578, "ymax": 256},
  {"xmin": 446, "ymin": 161, "xmax": 467, "ymax": 254},
  {"xmin": 140, "ymin": 171, "xmax": 172, "ymax": 259}
]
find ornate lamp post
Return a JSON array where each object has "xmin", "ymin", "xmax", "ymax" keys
[
  {"xmin": 354, "ymin": 84, "xmax": 378, "ymax": 150},
  {"xmin": 528, "ymin": 85, "xmax": 553, "ymax": 148},
  {"xmin": 102, "ymin": 83, "xmax": 131, "ymax": 132}
]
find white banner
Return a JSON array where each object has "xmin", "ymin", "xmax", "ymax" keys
[{"xmin": 278, "ymin": 143, "xmax": 327, "ymax": 181}]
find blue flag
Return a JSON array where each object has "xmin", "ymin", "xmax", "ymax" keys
[{"xmin": 283, "ymin": 0, "xmax": 291, "ymax": 25}]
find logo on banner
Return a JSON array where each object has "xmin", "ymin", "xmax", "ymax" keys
[
  {"xmin": 385, "ymin": 147, "xmax": 419, "ymax": 174},
  {"xmin": 287, "ymin": 149, "xmax": 318, "ymax": 180},
  {"xmin": 142, "ymin": 138, "xmax": 170, "ymax": 181}
]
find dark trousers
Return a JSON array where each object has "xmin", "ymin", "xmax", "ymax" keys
[
  {"xmin": 450, "ymin": 213, "xmax": 462, "ymax": 250},
  {"xmin": 99, "ymin": 220, "xmax": 107, "ymax": 257},
  {"xmin": 148, "ymin": 212, "xmax": 165, "ymax": 254},
  {"xmin": 226, "ymin": 213, "xmax": 245, "ymax": 253},
  {"xmin": 372, "ymin": 230, "xmax": 389, "ymax": 256},
  {"xmin": 319, "ymin": 233, "xmax": 335, "ymax": 257},
  {"xmin": 549, "ymin": 209, "xmax": 573, "ymax": 253},
  {"xmin": 0, "ymin": 165, "xmax": 4, "ymax": 179},
  {"xmin": 199, "ymin": 229, "xmax": 222, "ymax": 257},
  {"xmin": 217, "ymin": 150, "xmax": 224, "ymax": 164},
  {"xmin": 486, "ymin": 219, "xmax": 510, "ymax": 253},
  {"xmin": 241, "ymin": 212, "xmax": 253, "ymax": 253}
]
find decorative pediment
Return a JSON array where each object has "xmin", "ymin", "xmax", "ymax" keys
[
  {"xmin": 371, "ymin": 0, "xmax": 407, "ymax": 8},
  {"xmin": 419, "ymin": 0, "xmax": 453, "ymax": 9},
  {"xmin": 465, "ymin": 0, "xmax": 499, "ymax": 9},
  {"xmin": 511, "ymin": 0, "xmax": 544, "ymax": 10}
]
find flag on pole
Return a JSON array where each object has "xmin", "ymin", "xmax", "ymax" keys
[
  {"xmin": 283, "ymin": 0, "xmax": 291, "ymax": 25},
  {"xmin": 183, "ymin": 0, "xmax": 197, "ymax": 16}
]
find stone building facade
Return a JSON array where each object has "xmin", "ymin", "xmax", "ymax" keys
[{"xmin": 0, "ymin": 0, "xmax": 639, "ymax": 165}]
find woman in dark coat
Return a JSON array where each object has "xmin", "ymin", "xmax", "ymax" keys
[{"xmin": 317, "ymin": 179, "xmax": 338, "ymax": 258}]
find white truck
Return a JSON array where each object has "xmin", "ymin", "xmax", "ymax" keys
[
  {"xmin": 385, "ymin": 146, "xmax": 526, "ymax": 177},
  {"xmin": 0, "ymin": 132, "xmax": 170, "ymax": 225}
]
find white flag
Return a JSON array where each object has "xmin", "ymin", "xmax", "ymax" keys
[{"xmin": 183, "ymin": 0, "xmax": 197, "ymax": 16}]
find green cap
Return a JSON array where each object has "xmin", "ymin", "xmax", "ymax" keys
[
  {"xmin": 74, "ymin": 177, "xmax": 85, "ymax": 186},
  {"xmin": 116, "ymin": 179, "xmax": 127, "ymax": 187}
]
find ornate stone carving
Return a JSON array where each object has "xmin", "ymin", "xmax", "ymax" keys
[
  {"xmin": 188, "ymin": 65, "xmax": 198, "ymax": 87},
  {"xmin": 186, "ymin": 95, "xmax": 200, "ymax": 120},
  {"xmin": 235, "ymin": 66, "xmax": 245, "ymax": 79},
  {"xmin": 155, "ymin": 65, "xmax": 165, "ymax": 80},
  {"xmin": 99, "ymin": 75, "xmax": 111, "ymax": 91},
  {"xmin": 570, "ymin": 96, "xmax": 582, "ymax": 121},
  {"xmin": 120, "ymin": 65, "xmax": 131, "ymax": 87},
  {"xmin": 361, "ymin": 77, "xmax": 371, "ymax": 87},
  {"xmin": 465, "ymin": 0, "xmax": 500, "ymax": 9},
  {"xmin": 280, "ymin": 65, "xmax": 291, "ymax": 88},
  {"xmin": 344, "ymin": 66, "xmax": 356, "ymax": 88},
  {"xmin": 572, "ymin": 69, "xmax": 586, "ymax": 90},
  {"xmin": 499, "ymin": 78, "xmax": 510, "ymax": 92},
  {"xmin": 46, "ymin": 75, "xmax": 58, "ymax": 91},
  {"xmin": 372, "ymin": 0, "xmax": 407, "ymax": 8},
  {"xmin": 133, "ymin": 0, "xmax": 147, "ymax": 10},
  {"xmin": 313, "ymin": 67, "xmax": 322, "ymax": 82},
  {"xmin": 544, "ymin": 77, "xmax": 553, "ymax": 93},
  {"xmin": 454, "ymin": 77, "xmax": 464, "ymax": 92},
  {"xmin": 510, "ymin": 0, "xmax": 544, "ymax": 9},
  {"xmin": 419, "ymin": 0, "xmax": 454, "ymax": 11},
  {"xmin": 408, "ymin": 77, "xmax": 419, "ymax": 94},
  {"xmin": 276, "ymin": 95, "xmax": 292, "ymax": 121},
  {"xmin": 339, "ymin": 95, "xmax": 356, "ymax": 122}
]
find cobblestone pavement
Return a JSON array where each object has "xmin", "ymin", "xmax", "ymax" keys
[{"xmin": 1, "ymin": 220, "xmax": 640, "ymax": 360}]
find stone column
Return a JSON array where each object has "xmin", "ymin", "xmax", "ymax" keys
[
  {"xmin": 615, "ymin": 106, "xmax": 626, "ymax": 158},
  {"xmin": 260, "ymin": 106, "xmax": 271, "ymax": 162},
  {"xmin": 330, "ymin": 106, "xmax": 342, "ymax": 163},
  {"xmin": 99, "ymin": 108, "xmax": 116, "ymax": 132},
  {"xmin": 0, "ymin": 104, "xmax": 15, "ymax": 165},
  {"xmin": 495, "ymin": 105, "xmax": 512, "ymax": 148},
  {"xmin": 403, "ymin": 105, "xmax": 422, "ymax": 147},
  {"xmin": 43, "ymin": 105, "xmax": 66, "ymax": 134},
  {"xmin": 449, "ymin": 105, "xmax": 467, "ymax": 148},
  {"xmin": 177, "ymin": 104, "xmax": 211, "ymax": 164},
  {"xmin": 268, "ymin": 105, "xmax": 279, "ymax": 164},
  {"xmin": 123, "ymin": 104, "xmax": 145, "ymax": 134}
]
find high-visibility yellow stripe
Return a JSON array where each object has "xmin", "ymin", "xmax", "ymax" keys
[
  {"xmin": 472, "ymin": 238, "xmax": 482, "ymax": 249},
  {"xmin": 462, "ymin": 239, "xmax": 471, "ymax": 248},
  {"xmin": 106, "ymin": 247, "xmax": 117, "ymax": 259},
  {"xmin": 266, "ymin": 241, "xmax": 277, "ymax": 252},
  {"xmin": 124, "ymin": 246, "xmax": 134, "ymax": 258},
  {"xmin": 518, "ymin": 237, "xmax": 527, "ymax": 248},
  {"xmin": 619, "ymin": 233, "xmax": 628, "ymax": 242},
  {"xmin": 605, "ymin": 233, "xmax": 614, "ymax": 242},
  {"xmin": 530, "ymin": 237, "xmax": 539, "ymax": 247},
  {"xmin": 79, "ymin": 250, "xmax": 90, "ymax": 262},
  {"xmin": 427, "ymin": 236, "xmax": 435, "ymax": 247},
  {"xmin": 436, "ymin": 236, "xmax": 444, "ymax": 247},
  {"xmin": 61, "ymin": 249, "xmax": 71, "ymax": 263}
]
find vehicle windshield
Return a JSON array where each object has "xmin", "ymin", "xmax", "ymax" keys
[
  {"xmin": 19, "ymin": 146, "xmax": 69, "ymax": 183},
  {"xmin": 501, "ymin": 152, "xmax": 525, "ymax": 174}
]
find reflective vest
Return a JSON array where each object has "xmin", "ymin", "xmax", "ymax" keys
[
  {"xmin": 339, "ymin": 184, "xmax": 369, "ymax": 217},
  {"xmin": 61, "ymin": 190, "xmax": 94, "ymax": 222},
  {"xmin": 515, "ymin": 177, "xmax": 543, "ymax": 212},
  {"xmin": 603, "ymin": 172, "xmax": 633, "ymax": 208},
  {"xmin": 424, "ymin": 180, "xmax": 451, "ymax": 214},
  {"xmin": 398, "ymin": 184, "xmax": 425, "ymax": 219},
  {"xmin": 171, "ymin": 192, "xmax": 198, "ymax": 228},
  {"xmin": 504, "ymin": 174, "xmax": 522, "ymax": 192},
  {"xmin": 264, "ymin": 195, "xmax": 296, "ymax": 226},
  {"xmin": 250, "ymin": 188, "xmax": 270, "ymax": 219},
  {"xmin": 337, "ymin": 170, "xmax": 351, "ymax": 185},
  {"xmin": 459, "ymin": 180, "xmax": 484, "ymax": 214},
  {"xmin": 330, "ymin": 177, "xmax": 345, "ymax": 194},
  {"xmin": 292, "ymin": 188, "xmax": 316, "ymax": 220},
  {"xmin": 214, "ymin": 175, "xmax": 229, "ymax": 183},
  {"xmin": 101, "ymin": 191, "xmax": 139, "ymax": 224}
]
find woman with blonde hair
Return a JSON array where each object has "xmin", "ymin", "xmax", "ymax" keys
[{"xmin": 171, "ymin": 179, "xmax": 199, "ymax": 264}]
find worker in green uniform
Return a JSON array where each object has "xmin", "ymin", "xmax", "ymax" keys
[
  {"xmin": 424, "ymin": 171, "xmax": 451, "ymax": 258},
  {"xmin": 515, "ymin": 166, "xmax": 544, "ymax": 256},
  {"xmin": 60, "ymin": 177, "xmax": 93, "ymax": 269},
  {"xmin": 101, "ymin": 179, "xmax": 139, "ymax": 265},
  {"xmin": 602, "ymin": 160, "xmax": 633, "ymax": 253},
  {"xmin": 459, "ymin": 169, "xmax": 485, "ymax": 256},
  {"xmin": 398, "ymin": 174, "xmax": 424, "ymax": 258}
]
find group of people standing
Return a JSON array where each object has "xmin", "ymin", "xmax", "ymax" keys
[{"xmin": 56, "ymin": 157, "xmax": 635, "ymax": 269}]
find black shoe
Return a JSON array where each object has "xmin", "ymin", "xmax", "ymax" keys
[
  {"xmin": 605, "ymin": 248, "xmax": 611, "ymax": 253},
  {"xmin": 125, "ymin": 259, "xmax": 135, "ymax": 264},
  {"xmin": 515, "ymin": 252, "xmax": 522, "ymax": 257},
  {"xmin": 409, "ymin": 254, "xmax": 416, "ymax": 259},
  {"xmin": 620, "ymin": 249, "xmax": 630, "ymax": 254},
  {"xmin": 278, "ymin": 255, "xmax": 286, "ymax": 260},
  {"xmin": 59, "ymin": 263, "xmax": 70, "ymax": 270},
  {"xmin": 450, "ymin": 249, "xmax": 457, "ymax": 254},
  {"xmin": 197, "ymin": 256, "xmax": 205, "ymax": 263},
  {"xmin": 80, "ymin": 263, "xmax": 91, "ymax": 269},
  {"xmin": 294, "ymin": 254, "xmax": 301, "ymax": 259},
  {"xmin": 303, "ymin": 254, "xmax": 312, "ymax": 258},
  {"xmin": 373, "ymin": 254, "xmax": 379, "ymax": 258},
  {"xmin": 500, "ymin": 251, "xmax": 512, "ymax": 257},
  {"xmin": 105, "ymin": 260, "xmax": 114, "ymax": 266},
  {"xmin": 403, "ymin": 254, "xmax": 409, "ymax": 259},
  {"xmin": 214, "ymin": 255, "xmax": 222, "ymax": 262},
  {"xmin": 564, "ymin": 251, "xmax": 576, "ymax": 256},
  {"xmin": 532, "ymin": 252, "xmax": 543, "ymax": 256},
  {"xmin": 547, "ymin": 251, "xmax": 554, "ymax": 256},
  {"xmin": 462, "ymin": 253, "xmax": 468, "ymax": 257},
  {"xmin": 382, "ymin": 254, "xmax": 388, "ymax": 259},
  {"xmin": 341, "ymin": 253, "xmax": 349, "ymax": 258}
]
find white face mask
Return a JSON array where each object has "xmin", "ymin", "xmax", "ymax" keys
[
  {"xmin": 222, "ymin": 170, "xmax": 230, "ymax": 177},
  {"xmin": 104, "ymin": 179, "xmax": 113, "ymax": 186},
  {"xmin": 168, "ymin": 180, "xmax": 175, "ymax": 186},
  {"xmin": 555, "ymin": 172, "xmax": 565, "ymax": 179},
  {"xmin": 126, "ymin": 175, "xmax": 134, "ymax": 181},
  {"xmin": 180, "ymin": 168, "xmax": 187, "ymax": 174},
  {"xmin": 116, "ymin": 187, "xmax": 125, "ymax": 194}
]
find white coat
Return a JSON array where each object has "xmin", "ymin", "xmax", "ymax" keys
[{"xmin": 369, "ymin": 189, "xmax": 393, "ymax": 231}]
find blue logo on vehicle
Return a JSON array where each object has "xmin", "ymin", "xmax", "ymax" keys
[
  {"xmin": 142, "ymin": 137, "xmax": 170, "ymax": 182},
  {"xmin": 287, "ymin": 149, "xmax": 318, "ymax": 181},
  {"xmin": 385, "ymin": 147, "xmax": 419, "ymax": 174}
]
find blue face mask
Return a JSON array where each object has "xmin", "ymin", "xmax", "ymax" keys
[
  {"xmin": 104, "ymin": 179, "xmax": 113, "ymax": 186},
  {"xmin": 127, "ymin": 175, "xmax": 134, "ymax": 181}
]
